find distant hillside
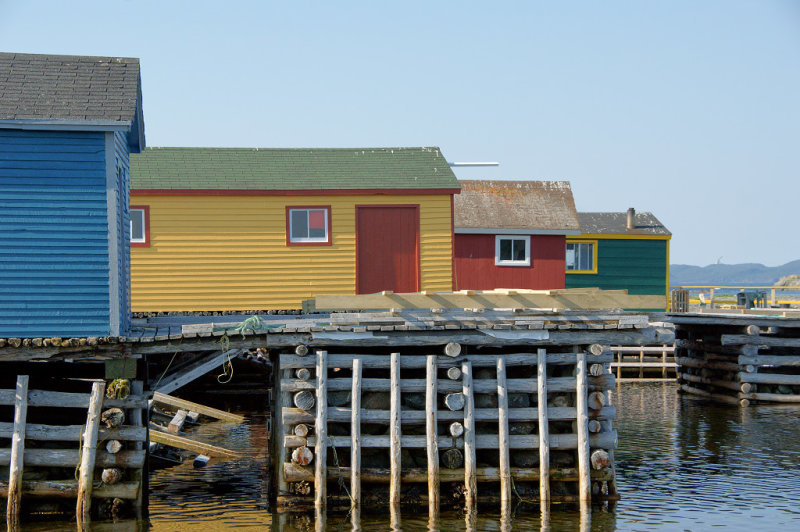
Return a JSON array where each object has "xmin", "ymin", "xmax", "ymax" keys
[{"xmin": 670, "ymin": 260, "xmax": 800, "ymax": 286}]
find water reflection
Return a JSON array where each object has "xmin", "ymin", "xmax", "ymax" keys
[{"xmin": 21, "ymin": 383, "xmax": 800, "ymax": 531}]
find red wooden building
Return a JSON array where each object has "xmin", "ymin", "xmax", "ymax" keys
[{"xmin": 453, "ymin": 180, "xmax": 580, "ymax": 291}]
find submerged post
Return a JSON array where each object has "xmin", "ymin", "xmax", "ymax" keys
[
  {"xmin": 389, "ymin": 352, "xmax": 402, "ymax": 505},
  {"xmin": 314, "ymin": 350, "xmax": 328, "ymax": 510},
  {"xmin": 575, "ymin": 349, "xmax": 591, "ymax": 502},
  {"xmin": 76, "ymin": 381, "xmax": 105, "ymax": 526},
  {"xmin": 351, "ymin": 357, "xmax": 362, "ymax": 511},
  {"xmin": 496, "ymin": 357, "xmax": 511, "ymax": 510},
  {"xmin": 537, "ymin": 348, "xmax": 551, "ymax": 502},
  {"xmin": 7, "ymin": 375, "xmax": 29, "ymax": 529},
  {"xmin": 462, "ymin": 360, "xmax": 477, "ymax": 509},
  {"xmin": 426, "ymin": 354, "xmax": 440, "ymax": 515}
]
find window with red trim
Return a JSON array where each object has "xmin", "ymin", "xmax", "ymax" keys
[{"xmin": 287, "ymin": 206, "xmax": 331, "ymax": 245}]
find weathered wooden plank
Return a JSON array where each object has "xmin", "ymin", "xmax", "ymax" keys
[
  {"xmin": 0, "ymin": 480, "xmax": 140, "ymax": 499},
  {"xmin": 129, "ymin": 327, "xmax": 673, "ymax": 353},
  {"xmin": 0, "ymin": 422, "xmax": 146, "ymax": 442},
  {"xmin": 279, "ymin": 352, "xmax": 614, "ymax": 369},
  {"xmin": 149, "ymin": 427, "xmax": 238, "ymax": 458},
  {"xmin": 281, "ymin": 374, "xmax": 615, "ymax": 394},
  {"xmin": 283, "ymin": 405, "xmax": 616, "ymax": 425},
  {"xmin": 77, "ymin": 381, "xmax": 105, "ymax": 526},
  {"xmin": 738, "ymin": 372, "xmax": 800, "ymax": 386},
  {"xmin": 167, "ymin": 410, "xmax": 188, "ymax": 433},
  {"xmin": 151, "ymin": 392, "xmax": 244, "ymax": 423},
  {"xmin": 739, "ymin": 354, "xmax": 800, "ymax": 367},
  {"xmin": 0, "ymin": 449, "xmax": 145, "ymax": 468},
  {"xmin": 0, "ymin": 389, "xmax": 146, "ymax": 409},
  {"xmin": 7, "ymin": 375, "xmax": 28, "ymax": 529},
  {"xmin": 721, "ymin": 334, "xmax": 800, "ymax": 348},
  {"xmin": 154, "ymin": 349, "xmax": 242, "ymax": 395},
  {"xmin": 283, "ymin": 464, "xmax": 615, "ymax": 483},
  {"xmin": 307, "ymin": 291, "xmax": 666, "ymax": 312}
]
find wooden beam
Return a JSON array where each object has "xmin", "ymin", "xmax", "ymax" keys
[
  {"xmin": 151, "ymin": 392, "xmax": 244, "ymax": 423},
  {"xmin": 154, "ymin": 349, "xmax": 242, "ymax": 395},
  {"xmin": 149, "ymin": 426, "xmax": 238, "ymax": 458}
]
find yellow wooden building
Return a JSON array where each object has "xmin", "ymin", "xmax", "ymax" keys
[{"xmin": 129, "ymin": 147, "xmax": 459, "ymax": 312}]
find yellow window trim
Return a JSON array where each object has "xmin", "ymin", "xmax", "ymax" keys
[{"xmin": 565, "ymin": 239, "xmax": 598, "ymax": 274}]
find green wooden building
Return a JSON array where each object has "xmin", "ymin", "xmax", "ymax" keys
[{"xmin": 566, "ymin": 208, "xmax": 671, "ymax": 310}]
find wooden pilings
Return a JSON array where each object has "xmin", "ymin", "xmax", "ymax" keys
[
  {"xmin": 1, "ymin": 376, "xmax": 147, "ymax": 526},
  {"xmin": 425, "ymin": 355, "xmax": 439, "ymax": 515},
  {"xmin": 7, "ymin": 375, "xmax": 28, "ymax": 529},
  {"xmin": 536, "ymin": 349, "xmax": 550, "ymax": 502},
  {"xmin": 76, "ymin": 381, "xmax": 105, "ymax": 525},
  {"xmin": 351, "ymin": 357, "xmax": 362, "ymax": 511},
  {"xmin": 276, "ymin": 345, "xmax": 618, "ymax": 513},
  {"xmin": 314, "ymin": 350, "xmax": 328, "ymax": 510},
  {"xmin": 670, "ymin": 313, "xmax": 800, "ymax": 405}
]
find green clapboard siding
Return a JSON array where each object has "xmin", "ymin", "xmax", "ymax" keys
[{"xmin": 565, "ymin": 239, "xmax": 668, "ymax": 297}]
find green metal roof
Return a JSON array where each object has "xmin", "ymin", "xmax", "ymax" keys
[{"xmin": 130, "ymin": 147, "xmax": 460, "ymax": 191}]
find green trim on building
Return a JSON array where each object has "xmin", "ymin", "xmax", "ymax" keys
[{"xmin": 130, "ymin": 147, "xmax": 459, "ymax": 191}]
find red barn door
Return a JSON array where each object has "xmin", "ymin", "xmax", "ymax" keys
[{"xmin": 356, "ymin": 205, "xmax": 420, "ymax": 294}]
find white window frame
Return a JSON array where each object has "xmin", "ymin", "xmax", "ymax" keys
[
  {"xmin": 495, "ymin": 235, "xmax": 531, "ymax": 267},
  {"xmin": 288, "ymin": 207, "xmax": 330, "ymax": 244},
  {"xmin": 130, "ymin": 208, "xmax": 146, "ymax": 244}
]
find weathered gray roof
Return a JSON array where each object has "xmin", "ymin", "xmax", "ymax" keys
[
  {"xmin": 578, "ymin": 212, "xmax": 671, "ymax": 236},
  {"xmin": 0, "ymin": 52, "xmax": 142, "ymax": 123},
  {"xmin": 454, "ymin": 180, "xmax": 580, "ymax": 233}
]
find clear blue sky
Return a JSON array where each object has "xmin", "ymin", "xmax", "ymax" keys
[{"xmin": 2, "ymin": 1, "xmax": 798, "ymax": 267}]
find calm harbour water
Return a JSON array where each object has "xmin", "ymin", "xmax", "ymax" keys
[{"xmin": 20, "ymin": 382, "xmax": 800, "ymax": 531}]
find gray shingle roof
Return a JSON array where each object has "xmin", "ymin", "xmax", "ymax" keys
[
  {"xmin": 578, "ymin": 211, "xmax": 671, "ymax": 236},
  {"xmin": 0, "ymin": 52, "xmax": 141, "ymax": 123},
  {"xmin": 454, "ymin": 180, "xmax": 580, "ymax": 233}
]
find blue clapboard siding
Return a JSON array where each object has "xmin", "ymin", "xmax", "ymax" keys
[
  {"xmin": 114, "ymin": 131, "xmax": 132, "ymax": 334},
  {"xmin": 0, "ymin": 129, "xmax": 112, "ymax": 337}
]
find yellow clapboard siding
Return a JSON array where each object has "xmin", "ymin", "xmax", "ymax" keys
[{"xmin": 131, "ymin": 194, "xmax": 453, "ymax": 311}]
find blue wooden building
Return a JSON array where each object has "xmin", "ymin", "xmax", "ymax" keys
[{"xmin": 0, "ymin": 52, "xmax": 145, "ymax": 337}]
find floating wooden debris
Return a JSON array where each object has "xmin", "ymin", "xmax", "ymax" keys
[
  {"xmin": 670, "ymin": 312, "xmax": 800, "ymax": 405},
  {"xmin": 148, "ymin": 393, "xmax": 242, "ymax": 464}
]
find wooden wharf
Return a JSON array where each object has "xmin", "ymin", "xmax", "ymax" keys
[
  {"xmin": 0, "ymin": 305, "xmax": 675, "ymax": 518},
  {"xmin": 669, "ymin": 311, "xmax": 800, "ymax": 406},
  {"xmin": 263, "ymin": 309, "xmax": 673, "ymax": 513}
]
